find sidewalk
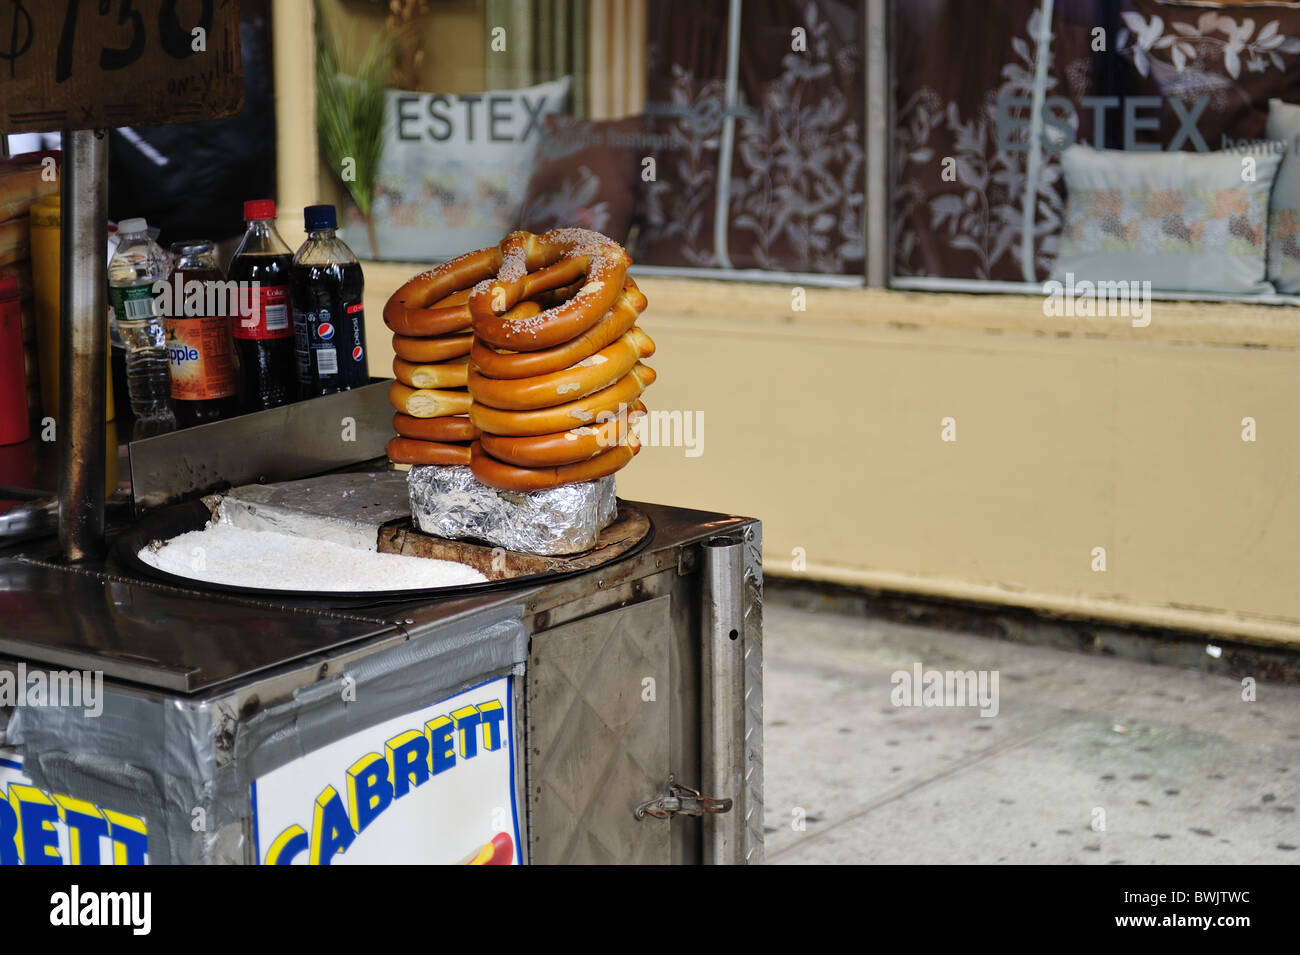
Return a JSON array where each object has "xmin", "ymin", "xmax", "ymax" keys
[{"xmin": 761, "ymin": 600, "xmax": 1300, "ymax": 864}]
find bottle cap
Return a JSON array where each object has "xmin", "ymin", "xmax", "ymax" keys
[
  {"xmin": 170, "ymin": 239, "xmax": 216, "ymax": 258},
  {"xmin": 303, "ymin": 204, "xmax": 337, "ymax": 231},
  {"xmin": 244, "ymin": 199, "xmax": 276, "ymax": 220},
  {"xmin": 118, "ymin": 217, "xmax": 148, "ymax": 234}
]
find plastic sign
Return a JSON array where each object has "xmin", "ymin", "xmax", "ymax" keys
[
  {"xmin": 0, "ymin": 0, "xmax": 244, "ymax": 134},
  {"xmin": 0, "ymin": 750, "xmax": 150, "ymax": 865},
  {"xmin": 252, "ymin": 676, "xmax": 523, "ymax": 865}
]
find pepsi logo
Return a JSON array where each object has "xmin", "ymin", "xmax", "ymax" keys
[
  {"xmin": 317, "ymin": 322, "xmax": 335, "ymax": 340},
  {"xmin": 352, "ymin": 345, "xmax": 364, "ymax": 361}
]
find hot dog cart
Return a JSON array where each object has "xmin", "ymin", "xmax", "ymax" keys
[{"xmin": 0, "ymin": 378, "xmax": 764, "ymax": 865}]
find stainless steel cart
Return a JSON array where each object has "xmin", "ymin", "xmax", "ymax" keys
[{"xmin": 0, "ymin": 494, "xmax": 763, "ymax": 865}]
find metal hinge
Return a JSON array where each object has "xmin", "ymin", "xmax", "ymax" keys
[{"xmin": 634, "ymin": 774, "xmax": 733, "ymax": 821}]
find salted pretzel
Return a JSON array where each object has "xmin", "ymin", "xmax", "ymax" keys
[
  {"xmin": 479, "ymin": 401, "xmax": 645, "ymax": 468},
  {"xmin": 469, "ymin": 434, "xmax": 641, "ymax": 492},
  {"xmin": 383, "ymin": 248, "xmax": 500, "ymax": 336},
  {"xmin": 386, "ymin": 436, "xmax": 472, "ymax": 467},
  {"xmin": 468, "ymin": 328, "xmax": 654, "ymax": 411},
  {"xmin": 393, "ymin": 356, "xmax": 469, "ymax": 389},
  {"xmin": 392, "ymin": 332, "xmax": 472, "ymax": 364},
  {"xmin": 470, "ymin": 229, "xmax": 632, "ymax": 352},
  {"xmin": 388, "ymin": 381, "xmax": 473, "ymax": 418},
  {"xmin": 468, "ymin": 363, "xmax": 656, "ymax": 437},
  {"xmin": 469, "ymin": 278, "xmax": 647, "ymax": 380},
  {"xmin": 392, "ymin": 412, "xmax": 478, "ymax": 443}
]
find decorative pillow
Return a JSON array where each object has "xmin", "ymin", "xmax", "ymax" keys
[
  {"xmin": 1053, "ymin": 143, "xmax": 1283, "ymax": 294},
  {"xmin": 515, "ymin": 114, "xmax": 644, "ymax": 245},
  {"xmin": 1266, "ymin": 98, "xmax": 1300, "ymax": 292},
  {"xmin": 344, "ymin": 76, "xmax": 570, "ymax": 261}
]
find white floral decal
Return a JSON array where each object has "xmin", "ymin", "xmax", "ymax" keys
[
  {"xmin": 1119, "ymin": 11, "xmax": 1300, "ymax": 79},
  {"xmin": 893, "ymin": 8, "xmax": 1071, "ymax": 280},
  {"xmin": 518, "ymin": 166, "xmax": 613, "ymax": 235}
]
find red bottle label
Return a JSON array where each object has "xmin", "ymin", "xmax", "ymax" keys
[{"xmin": 234, "ymin": 284, "xmax": 292, "ymax": 340}]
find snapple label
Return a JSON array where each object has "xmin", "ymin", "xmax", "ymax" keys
[{"xmin": 165, "ymin": 315, "xmax": 236, "ymax": 401}]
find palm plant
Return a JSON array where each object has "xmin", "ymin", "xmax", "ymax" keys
[{"xmin": 316, "ymin": 5, "xmax": 393, "ymax": 256}]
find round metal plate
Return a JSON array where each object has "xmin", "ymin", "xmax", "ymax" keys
[{"xmin": 110, "ymin": 498, "xmax": 653, "ymax": 609}]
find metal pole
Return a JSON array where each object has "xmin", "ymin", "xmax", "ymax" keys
[
  {"xmin": 865, "ymin": 0, "xmax": 889, "ymax": 287},
  {"xmin": 701, "ymin": 535, "xmax": 745, "ymax": 864},
  {"xmin": 57, "ymin": 129, "xmax": 108, "ymax": 562}
]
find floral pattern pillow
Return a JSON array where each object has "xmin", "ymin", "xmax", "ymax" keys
[{"xmin": 1054, "ymin": 143, "xmax": 1282, "ymax": 293}]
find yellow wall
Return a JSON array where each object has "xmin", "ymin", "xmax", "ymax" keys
[{"xmin": 279, "ymin": 1, "xmax": 1300, "ymax": 648}]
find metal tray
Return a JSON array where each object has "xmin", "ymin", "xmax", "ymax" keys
[{"xmin": 109, "ymin": 496, "xmax": 653, "ymax": 608}]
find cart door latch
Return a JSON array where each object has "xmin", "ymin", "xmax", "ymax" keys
[{"xmin": 634, "ymin": 775, "xmax": 732, "ymax": 820}]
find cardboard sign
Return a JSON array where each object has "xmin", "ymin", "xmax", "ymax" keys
[
  {"xmin": 0, "ymin": 0, "xmax": 244, "ymax": 133},
  {"xmin": 251, "ymin": 676, "xmax": 523, "ymax": 865}
]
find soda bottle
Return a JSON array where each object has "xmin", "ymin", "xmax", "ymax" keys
[
  {"xmin": 165, "ymin": 240, "xmax": 239, "ymax": 427},
  {"xmin": 228, "ymin": 200, "xmax": 295, "ymax": 411},
  {"xmin": 108, "ymin": 217, "xmax": 176, "ymax": 438},
  {"xmin": 291, "ymin": 204, "xmax": 368, "ymax": 399}
]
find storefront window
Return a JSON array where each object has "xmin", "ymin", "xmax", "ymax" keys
[
  {"xmin": 313, "ymin": 0, "xmax": 866, "ymax": 279},
  {"xmin": 891, "ymin": 0, "xmax": 1300, "ymax": 300}
]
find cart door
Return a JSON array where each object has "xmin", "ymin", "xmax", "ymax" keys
[{"xmin": 526, "ymin": 594, "xmax": 673, "ymax": 864}]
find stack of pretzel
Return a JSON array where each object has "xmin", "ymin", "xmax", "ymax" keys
[
  {"xmin": 383, "ymin": 228, "xmax": 655, "ymax": 492},
  {"xmin": 384, "ymin": 280, "xmax": 477, "ymax": 466}
]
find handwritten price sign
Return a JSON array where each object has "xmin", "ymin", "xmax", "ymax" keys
[{"xmin": 0, "ymin": 0, "xmax": 243, "ymax": 133}]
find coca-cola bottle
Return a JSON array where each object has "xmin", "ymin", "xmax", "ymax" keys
[{"xmin": 229, "ymin": 200, "xmax": 296, "ymax": 411}]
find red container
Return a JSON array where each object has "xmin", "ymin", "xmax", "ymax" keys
[{"xmin": 0, "ymin": 275, "xmax": 29, "ymax": 445}]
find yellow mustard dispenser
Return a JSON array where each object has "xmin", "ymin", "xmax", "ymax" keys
[{"xmin": 30, "ymin": 193, "xmax": 116, "ymax": 422}]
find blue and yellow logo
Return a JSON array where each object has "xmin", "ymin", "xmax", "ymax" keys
[
  {"xmin": 264, "ymin": 696, "xmax": 507, "ymax": 865},
  {"xmin": 1, "ymin": 777, "xmax": 148, "ymax": 865}
]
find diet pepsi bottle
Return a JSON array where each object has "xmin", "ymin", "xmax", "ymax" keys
[{"xmin": 291, "ymin": 204, "xmax": 368, "ymax": 398}]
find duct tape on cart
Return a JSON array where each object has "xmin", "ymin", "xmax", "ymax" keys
[{"xmin": 250, "ymin": 675, "xmax": 522, "ymax": 865}]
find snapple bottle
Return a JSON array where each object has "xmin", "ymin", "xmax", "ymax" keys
[
  {"xmin": 291, "ymin": 204, "xmax": 368, "ymax": 398},
  {"xmin": 229, "ymin": 200, "xmax": 296, "ymax": 411},
  {"xmin": 165, "ymin": 240, "xmax": 239, "ymax": 427}
]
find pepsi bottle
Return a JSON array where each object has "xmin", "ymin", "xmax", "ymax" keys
[{"xmin": 290, "ymin": 204, "xmax": 368, "ymax": 399}]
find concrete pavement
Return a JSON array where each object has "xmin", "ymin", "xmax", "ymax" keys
[{"xmin": 761, "ymin": 599, "xmax": 1300, "ymax": 864}]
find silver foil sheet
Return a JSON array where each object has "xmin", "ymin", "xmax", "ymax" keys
[{"xmin": 407, "ymin": 465, "xmax": 617, "ymax": 555}]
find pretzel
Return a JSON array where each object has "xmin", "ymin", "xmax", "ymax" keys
[
  {"xmin": 393, "ymin": 356, "xmax": 469, "ymax": 389},
  {"xmin": 392, "ymin": 412, "xmax": 479, "ymax": 443},
  {"xmin": 470, "ymin": 229, "xmax": 632, "ymax": 352},
  {"xmin": 479, "ymin": 401, "xmax": 645, "ymax": 468},
  {"xmin": 388, "ymin": 381, "xmax": 473, "ymax": 418},
  {"xmin": 386, "ymin": 436, "xmax": 472, "ymax": 467},
  {"xmin": 392, "ymin": 332, "xmax": 473, "ymax": 364},
  {"xmin": 469, "ymin": 435, "xmax": 641, "ymax": 492},
  {"xmin": 468, "ymin": 329, "xmax": 654, "ymax": 411},
  {"xmin": 469, "ymin": 278, "xmax": 647, "ymax": 380},
  {"xmin": 468, "ymin": 363, "xmax": 656, "ymax": 436},
  {"xmin": 383, "ymin": 248, "xmax": 500, "ymax": 336}
]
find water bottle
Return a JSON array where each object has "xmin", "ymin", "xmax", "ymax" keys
[{"xmin": 108, "ymin": 218, "xmax": 177, "ymax": 438}]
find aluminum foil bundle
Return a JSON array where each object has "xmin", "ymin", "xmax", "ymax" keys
[{"xmin": 407, "ymin": 465, "xmax": 617, "ymax": 555}]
